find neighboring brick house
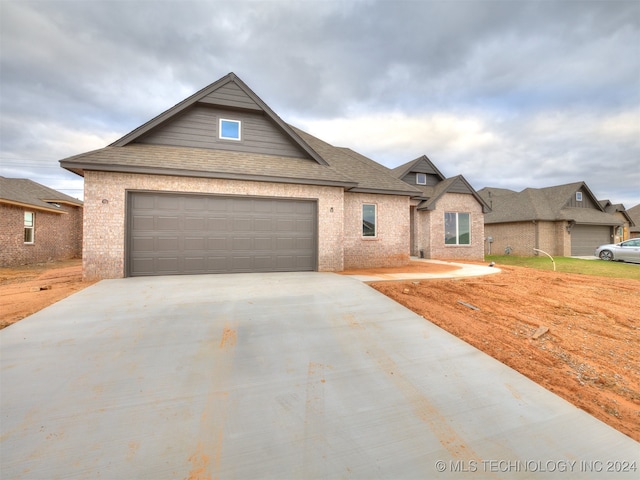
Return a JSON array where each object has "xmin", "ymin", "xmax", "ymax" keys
[
  {"xmin": 599, "ymin": 200, "xmax": 636, "ymax": 242},
  {"xmin": 0, "ymin": 177, "xmax": 83, "ymax": 267},
  {"xmin": 478, "ymin": 182, "xmax": 626, "ymax": 257},
  {"xmin": 59, "ymin": 73, "xmax": 486, "ymax": 280},
  {"xmin": 627, "ymin": 204, "xmax": 640, "ymax": 239},
  {"xmin": 392, "ymin": 156, "xmax": 490, "ymax": 261}
]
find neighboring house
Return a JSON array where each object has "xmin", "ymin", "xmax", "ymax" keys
[
  {"xmin": 0, "ymin": 176, "xmax": 83, "ymax": 267},
  {"xmin": 628, "ymin": 204, "xmax": 640, "ymax": 239},
  {"xmin": 59, "ymin": 73, "xmax": 486, "ymax": 280},
  {"xmin": 599, "ymin": 200, "xmax": 635, "ymax": 242},
  {"xmin": 392, "ymin": 156, "xmax": 490, "ymax": 261},
  {"xmin": 478, "ymin": 182, "xmax": 624, "ymax": 257}
]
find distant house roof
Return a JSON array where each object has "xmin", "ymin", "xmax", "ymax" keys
[
  {"xmin": 478, "ymin": 182, "xmax": 623, "ymax": 226},
  {"xmin": 0, "ymin": 176, "xmax": 83, "ymax": 214},
  {"xmin": 627, "ymin": 204, "xmax": 640, "ymax": 233},
  {"xmin": 60, "ymin": 72, "xmax": 420, "ymax": 197}
]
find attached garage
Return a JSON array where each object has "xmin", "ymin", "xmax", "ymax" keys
[
  {"xmin": 571, "ymin": 224, "xmax": 612, "ymax": 256},
  {"xmin": 127, "ymin": 192, "xmax": 317, "ymax": 276}
]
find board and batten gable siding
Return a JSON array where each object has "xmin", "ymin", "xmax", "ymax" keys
[
  {"xmin": 199, "ymin": 81, "xmax": 262, "ymax": 111},
  {"xmin": 81, "ymin": 171, "xmax": 346, "ymax": 280},
  {"xmin": 400, "ymin": 172, "xmax": 441, "ymax": 187},
  {"xmin": 135, "ymin": 105, "xmax": 309, "ymax": 159},
  {"xmin": 565, "ymin": 190, "xmax": 599, "ymax": 209}
]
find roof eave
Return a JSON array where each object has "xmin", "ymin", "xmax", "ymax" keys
[
  {"xmin": 59, "ymin": 162, "xmax": 357, "ymax": 189},
  {"xmin": 0, "ymin": 199, "xmax": 70, "ymax": 214}
]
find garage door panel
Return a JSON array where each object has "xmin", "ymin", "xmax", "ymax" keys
[
  {"xmin": 184, "ymin": 257, "xmax": 206, "ymax": 271},
  {"xmin": 185, "ymin": 237, "xmax": 205, "ymax": 251},
  {"xmin": 254, "ymin": 218, "xmax": 272, "ymax": 231},
  {"xmin": 157, "ymin": 216, "xmax": 180, "ymax": 230},
  {"xmin": 128, "ymin": 193, "xmax": 317, "ymax": 276},
  {"xmin": 133, "ymin": 237, "xmax": 155, "ymax": 251},
  {"xmin": 156, "ymin": 257, "xmax": 179, "ymax": 273},
  {"xmin": 132, "ymin": 216, "xmax": 155, "ymax": 231},
  {"xmin": 156, "ymin": 196, "xmax": 179, "ymax": 210},
  {"xmin": 184, "ymin": 217, "xmax": 204, "ymax": 230},
  {"xmin": 233, "ymin": 218, "xmax": 252, "ymax": 231},
  {"xmin": 157, "ymin": 237, "xmax": 179, "ymax": 251},
  {"xmin": 233, "ymin": 237, "xmax": 252, "ymax": 250},
  {"xmin": 207, "ymin": 217, "xmax": 229, "ymax": 231},
  {"xmin": 207, "ymin": 237, "xmax": 228, "ymax": 249}
]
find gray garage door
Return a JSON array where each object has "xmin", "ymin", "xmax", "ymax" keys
[
  {"xmin": 128, "ymin": 192, "xmax": 317, "ymax": 276},
  {"xmin": 571, "ymin": 224, "xmax": 612, "ymax": 256}
]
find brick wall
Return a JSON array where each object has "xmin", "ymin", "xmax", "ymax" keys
[
  {"xmin": 83, "ymin": 171, "xmax": 347, "ymax": 279},
  {"xmin": 418, "ymin": 193, "xmax": 485, "ymax": 261},
  {"xmin": 0, "ymin": 203, "xmax": 83, "ymax": 267},
  {"xmin": 484, "ymin": 220, "xmax": 570, "ymax": 256},
  {"xmin": 343, "ymin": 192, "xmax": 410, "ymax": 269}
]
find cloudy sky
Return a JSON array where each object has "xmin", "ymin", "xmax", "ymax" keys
[{"xmin": 1, "ymin": 0, "xmax": 639, "ymax": 207}]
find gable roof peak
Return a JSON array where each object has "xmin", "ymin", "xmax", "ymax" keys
[{"xmin": 109, "ymin": 72, "xmax": 327, "ymax": 165}]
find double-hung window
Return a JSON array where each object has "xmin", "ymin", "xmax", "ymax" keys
[
  {"xmin": 24, "ymin": 212, "xmax": 35, "ymax": 244},
  {"xmin": 445, "ymin": 212, "xmax": 470, "ymax": 245},
  {"xmin": 362, "ymin": 204, "xmax": 376, "ymax": 237},
  {"xmin": 219, "ymin": 119, "xmax": 241, "ymax": 141}
]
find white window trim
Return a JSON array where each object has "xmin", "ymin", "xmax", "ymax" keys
[
  {"xmin": 576, "ymin": 192, "xmax": 583, "ymax": 201},
  {"xmin": 219, "ymin": 118, "xmax": 241, "ymax": 141},
  {"xmin": 416, "ymin": 173, "xmax": 427, "ymax": 185},
  {"xmin": 445, "ymin": 212, "xmax": 471, "ymax": 246},
  {"xmin": 24, "ymin": 211, "xmax": 35, "ymax": 244},
  {"xmin": 362, "ymin": 203, "xmax": 377, "ymax": 238}
]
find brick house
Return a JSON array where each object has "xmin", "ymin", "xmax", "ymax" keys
[
  {"xmin": 0, "ymin": 177, "xmax": 83, "ymax": 267},
  {"xmin": 478, "ymin": 182, "xmax": 626, "ymax": 257},
  {"xmin": 599, "ymin": 200, "xmax": 635, "ymax": 242},
  {"xmin": 627, "ymin": 204, "xmax": 640, "ymax": 239},
  {"xmin": 60, "ymin": 73, "xmax": 487, "ymax": 280},
  {"xmin": 392, "ymin": 156, "xmax": 490, "ymax": 261}
]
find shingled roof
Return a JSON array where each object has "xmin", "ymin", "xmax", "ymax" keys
[
  {"xmin": 478, "ymin": 182, "xmax": 623, "ymax": 225},
  {"xmin": 0, "ymin": 176, "xmax": 83, "ymax": 214},
  {"xmin": 60, "ymin": 73, "xmax": 420, "ymax": 196}
]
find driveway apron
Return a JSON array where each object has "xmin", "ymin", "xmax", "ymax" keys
[{"xmin": 1, "ymin": 272, "xmax": 638, "ymax": 479}]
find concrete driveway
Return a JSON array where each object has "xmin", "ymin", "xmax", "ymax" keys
[{"xmin": 1, "ymin": 272, "xmax": 637, "ymax": 479}]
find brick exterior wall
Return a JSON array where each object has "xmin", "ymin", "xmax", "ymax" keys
[
  {"xmin": 416, "ymin": 193, "xmax": 485, "ymax": 261},
  {"xmin": 0, "ymin": 203, "xmax": 83, "ymax": 267},
  {"xmin": 83, "ymin": 171, "xmax": 349, "ymax": 279},
  {"xmin": 484, "ymin": 220, "xmax": 571, "ymax": 256},
  {"xmin": 343, "ymin": 192, "xmax": 410, "ymax": 269}
]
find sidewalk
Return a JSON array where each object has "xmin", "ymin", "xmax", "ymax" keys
[{"xmin": 345, "ymin": 258, "xmax": 502, "ymax": 282}]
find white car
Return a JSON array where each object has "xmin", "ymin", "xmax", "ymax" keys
[{"xmin": 595, "ymin": 238, "xmax": 640, "ymax": 263}]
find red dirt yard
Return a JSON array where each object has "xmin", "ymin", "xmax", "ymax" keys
[{"xmin": 1, "ymin": 259, "xmax": 638, "ymax": 441}]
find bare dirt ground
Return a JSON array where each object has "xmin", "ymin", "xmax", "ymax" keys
[
  {"xmin": 1, "ymin": 259, "xmax": 638, "ymax": 441},
  {"xmin": 0, "ymin": 259, "xmax": 95, "ymax": 329},
  {"xmin": 357, "ymin": 261, "xmax": 639, "ymax": 441}
]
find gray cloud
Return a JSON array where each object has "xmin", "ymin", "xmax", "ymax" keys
[{"xmin": 1, "ymin": 0, "xmax": 639, "ymax": 206}]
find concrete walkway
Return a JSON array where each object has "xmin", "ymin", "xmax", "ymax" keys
[
  {"xmin": 1, "ymin": 273, "xmax": 637, "ymax": 479},
  {"xmin": 345, "ymin": 258, "xmax": 502, "ymax": 282}
]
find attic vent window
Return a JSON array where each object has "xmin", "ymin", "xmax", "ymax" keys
[
  {"xmin": 219, "ymin": 119, "xmax": 241, "ymax": 141},
  {"xmin": 576, "ymin": 192, "xmax": 583, "ymax": 202},
  {"xmin": 416, "ymin": 173, "xmax": 427, "ymax": 185}
]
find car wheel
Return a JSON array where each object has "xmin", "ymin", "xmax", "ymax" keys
[{"xmin": 599, "ymin": 250, "xmax": 613, "ymax": 261}]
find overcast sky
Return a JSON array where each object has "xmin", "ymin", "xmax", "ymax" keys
[{"xmin": 1, "ymin": 0, "xmax": 639, "ymax": 207}]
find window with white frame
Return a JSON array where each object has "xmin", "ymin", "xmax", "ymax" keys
[
  {"xmin": 219, "ymin": 119, "xmax": 241, "ymax": 140},
  {"xmin": 576, "ymin": 191, "xmax": 583, "ymax": 202},
  {"xmin": 416, "ymin": 173, "xmax": 427, "ymax": 185},
  {"xmin": 24, "ymin": 211, "xmax": 35, "ymax": 244},
  {"xmin": 362, "ymin": 204, "xmax": 377, "ymax": 237},
  {"xmin": 445, "ymin": 212, "xmax": 470, "ymax": 245}
]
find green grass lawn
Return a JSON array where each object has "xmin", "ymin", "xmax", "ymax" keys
[{"xmin": 486, "ymin": 255, "xmax": 640, "ymax": 280}]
